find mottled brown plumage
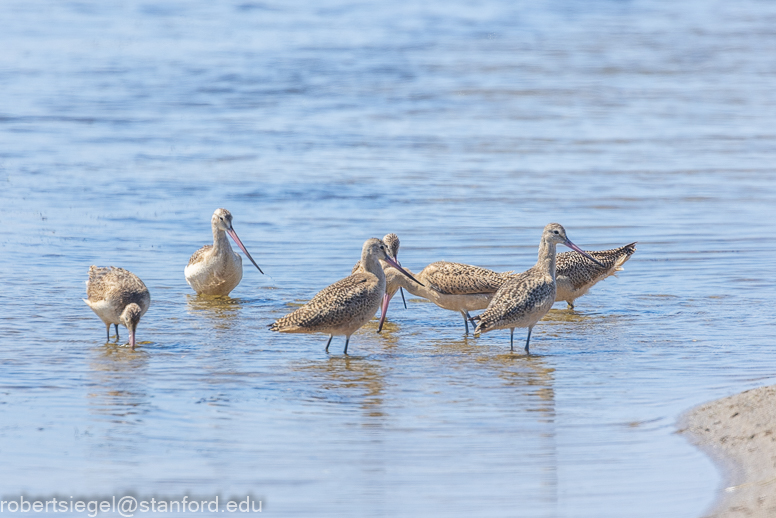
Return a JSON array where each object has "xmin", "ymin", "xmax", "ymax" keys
[
  {"xmin": 474, "ymin": 223, "xmax": 600, "ymax": 353},
  {"xmin": 555, "ymin": 242, "xmax": 637, "ymax": 308},
  {"xmin": 421, "ymin": 262, "xmax": 513, "ymax": 295},
  {"xmin": 380, "ymin": 261, "xmax": 514, "ymax": 334},
  {"xmin": 83, "ymin": 266, "xmax": 151, "ymax": 349},
  {"xmin": 269, "ymin": 238, "xmax": 420, "ymax": 354}
]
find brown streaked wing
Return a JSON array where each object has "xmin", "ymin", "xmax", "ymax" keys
[
  {"xmin": 187, "ymin": 244, "xmax": 213, "ymax": 267},
  {"xmin": 271, "ymin": 273, "xmax": 378, "ymax": 330},
  {"xmin": 422, "ymin": 262, "xmax": 510, "ymax": 295}
]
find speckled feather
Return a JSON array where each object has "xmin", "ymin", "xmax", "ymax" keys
[
  {"xmin": 187, "ymin": 244, "xmax": 213, "ymax": 267},
  {"xmin": 269, "ymin": 272, "xmax": 383, "ymax": 333},
  {"xmin": 421, "ymin": 262, "xmax": 514, "ymax": 295},
  {"xmin": 555, "ymin": 242, "xmax": 636, "ymax": 306},
  {"xmin": 86, "ymin": 266, "xmax": 150, "ymax": 309},
  {"xmin": 269, "ymin": 238, "xmax": 401, "ymax": 344},
  {"xmin": 474, "ymin": 267, "xmax": 555, "ymax": 333},
  {"xmin": 474, "ymin": 223, "xmax": 571, "ymax": 341}
]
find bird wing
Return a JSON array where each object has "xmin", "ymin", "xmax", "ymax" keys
[
  {"xmin": 86, "ymin": 266, "xmax": 115, "ymax": 301},
  {"xmin": 556, "ymin": 242, "xmax": 636, "ymax": 289},
  {"xmin": 476, "ymin": 269, "xmax": 555, "ymax": 330},
  {"xmin": 187, "ymin": 245, "xmax": 213, "ymax": 267},
  {"xmin": 422, "ymin": 261, "xmax": 510, "ymax": 295},
  {"xmin": 270, "ymin": 273, "xmax": 379, "ymax": 331}
]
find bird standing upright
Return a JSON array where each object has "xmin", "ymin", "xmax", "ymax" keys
[
  {"xmin": 185, "ymin": 208, "xmax": 263, "ymax": 296},
  {"xmin": 269, "ymin": 238, "xmax": 423, "ymax": 354},
  {"xmin": 474, "ymin": 224, "xmax": 603, "ymax": 353}
]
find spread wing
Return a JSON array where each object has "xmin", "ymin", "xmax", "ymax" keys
[{"xmin": 556, "ymin": 242, "xmax": 636, "ymax": 289}]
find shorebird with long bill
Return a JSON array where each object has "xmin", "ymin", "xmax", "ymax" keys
[
  {"xmin": 378, "ymin": 259, "xmax": 514, "ymax": 334},
  {"xmin": 473, "ymin": 223, "xmax": 603, "ymax": 354},
  {"xmin": 269, "ymin": 238, "xmax": 423, "ymax": 354},
  {"xmin": 185, "ymin": 208, "xmax": 263, "ymax": 296}
]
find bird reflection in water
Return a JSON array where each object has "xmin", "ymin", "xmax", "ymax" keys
[
  {"xmin": 186, "ymin": 294, "xmax": 243, "ymax": 331},
  {"xmin": 87, "ymin": 345, "xmax": 151, "ymax": 427},
  {"xmin": 539, "ymin": 307, "xmax": 627, "ymax": 347},
  {"xmin": 294, "ymin": 357, "xmax": 387, "ymax": 421}
]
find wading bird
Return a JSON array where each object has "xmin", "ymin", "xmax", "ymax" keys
[
  {"xmin": 84, "ymin": 266, "xmax": 151, "ymax": 350},
  {"xmin": 184, "ymin": 208, "xmax": 263, "ymax": 296},
  {"xmin": 473, "ymin": 224, "xmax": 603, "ymax": 354},
  {"xmin": 269, "ymin": 238, "xmax": 423, "ymax": 354}
]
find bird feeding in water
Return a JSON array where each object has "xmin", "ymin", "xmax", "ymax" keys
[
  {"xmin": 473, "ymin": 223, "xmax": 604, "ymax": 354},
  {"xmin": 184, "ymin": 208, "xmax": 263, "ymax": 296},
  {"xmin": 83, "ymin": 266, "xmax": 151, "ymax": 350},
  {"xmin": 269, "ymin": 238, "xmax": 423, "ymax": 354},
  {"xmin": 378, "ymin": 258, "xmax": 514, "ymax": 334}
]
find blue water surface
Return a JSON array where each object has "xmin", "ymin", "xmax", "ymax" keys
[{"xmin": 2, "ymin": 0, "xmax": 776, "ymax": 516}]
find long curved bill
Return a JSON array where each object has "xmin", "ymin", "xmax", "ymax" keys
[
  {"xmin": 227, "ymin": 228, "xmax": 264, "ymax": 274},
  {"xmin": 382, "ymin": 256, "xmax": 424, "ymax": 287},
  {"xmin": 564, "ymin": 239, "xmax": 605, "ymax": 267},
  {"xmin": 129, "ymin": 329, "xmax": 136, "ymax": 350},
  {"xmin": 377, "ymin": 292, "xmax": 391, "ymax": 333},
  {"xmin": 392, "ymin": 254, "xmax": 408, "ymax": 309}
]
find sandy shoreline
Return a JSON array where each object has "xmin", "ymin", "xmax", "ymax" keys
[{"xmin": 681, "ymin": 385, "xmax": 776, "ymax": 517}]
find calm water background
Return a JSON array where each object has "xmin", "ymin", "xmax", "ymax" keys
[{"xmin": 2, "ymin": 0, "xmax": 776, "ymax": 516}]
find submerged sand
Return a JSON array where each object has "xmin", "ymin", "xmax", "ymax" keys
[{"xmin": 681, "ymin": 385, "xmax": 776, "ymax": 517}]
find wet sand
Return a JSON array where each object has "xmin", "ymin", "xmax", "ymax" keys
[{"xmin": 681, "ymin": 385, "xmax": 776, "ymax": 517}]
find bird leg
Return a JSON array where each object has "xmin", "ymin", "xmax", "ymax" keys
[
  {"xmin": 524, "ymin": 327, "xmax": 533, "ymax": 354},
  {"xmin": 343, "ymin": 336, "xmax": 350, "ymax": 355},
  {"xmin": 400, "ymin": 288, "xmax": 407, "ymax": 309},
  {"xmin": 114, "ymin": 323, "xmax": 120, "ymax": 341},
  {"xmin": 510, "ymin": 328, "xmax": 514, "ymax": 352},
  {"xmin": 325, "ymin": 335, "xmax": 333, "ymax": 352},
  {"xmin": 467, "ymin": 313, "xmax": 480, "ymax": 333},
  {"xmin": 566, "ymin": 301, "xmax": 574, "ymax": 310},
  {"xmin": 461, "ymin": 311, "xmax": 471, "ymax": 335},
  {"xmin": 105, "ymin": 324, "xmax": 111, "ymax": 342}
]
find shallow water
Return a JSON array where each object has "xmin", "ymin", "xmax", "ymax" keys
[{"xmin": 2, "ymin": 0, "xmax": 776, "ymax": 516}]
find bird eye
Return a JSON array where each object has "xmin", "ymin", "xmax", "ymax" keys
[{"xmin": 553, "ymin": 230, "xmax": 559, "ymax": 235}]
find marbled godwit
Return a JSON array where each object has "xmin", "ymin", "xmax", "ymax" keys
[
  {"xmin": 83, "ymin": 266, "xmax": 151, "ymax": 350},
  {"xmin": 184, "ymin": 208, "xmax": 263, "ymax": 296},
  {"xmin": 473, "ymin": 223, "xmax": 603, "ymax": 354},
  {"xmin": 378, "ymin": 261, "xmax": 514, "ymax": 334},
  {"xmin": 556, "ymin": 242, "xmax": 637, "ymax": 309},
  {"xmin": 352, "ymin": 233, "xmax": 407, "ymax": 311},
  {"xmin": 269, "ymin": 238, "xmax": 423, "ymax": 354}
]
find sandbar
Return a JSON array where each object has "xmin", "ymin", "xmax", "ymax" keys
[{"xmin": 681, "ymin": 384, "xmax": 776, "ymax": 517}]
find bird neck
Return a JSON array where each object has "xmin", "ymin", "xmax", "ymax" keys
[
  {"xmin": 361, "ymin": 253, "xmax": 387, "ymax": 284},
  {"xmin": 387, "ymin": 267, "xmax": 431, "ymax": 299},
  {"xmin": 212, "ymin": 226, "xmax": 232, "ymax": 254},
  {"xmin": 535, "ymin": 237, "xmax": 558, "ymax": 279}
]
